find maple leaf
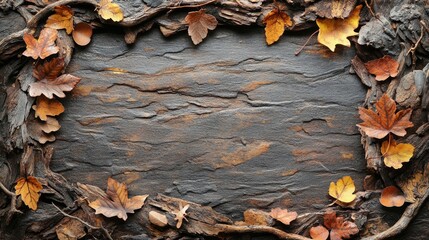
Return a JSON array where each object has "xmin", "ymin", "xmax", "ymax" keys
[
  {"xmin": 97, "ymin": 0, "xmax": 124, "ymax": 22},
  {"xmin": 365, "ymin": 55, "xmax": 399, "ymax": 81},
  {"xmin": 263, "ymin": 8, "xmax": 293, "ymax": 45},
  {"xmin": 32, "ymin": 96, "xmax": 65, "ymax": 121},
  {"xmin": 45, "ymin": 5, "xmax": 74, "ymax": 34},
  {"xmin": 357, "ymin": 94, "xmax": 414, "ymax": 139},
  {"xmin": 29, "ymin": 58, "xmax": 81, "ymax": 99},
  {"xmin": 323, "ymin": 211, "xmax": 359, "ymax": 240},
  {"xmin": 310, "ymin": 225, "xmax": 329, "ymax": 240},
  {"xmin": 23, "ymin": 28, "xmax": 59, "ymax": 60},
  {"xmin": 380, "ymin": 186, "xmax": 405, "ymax": 207},
  {"xmin": 381, "ymin": 139, "xmax": 414, "ymax": 169},
  {"xmin": 316, "ymin": 5, "xmax": 361, "ymax": 52},
  {"xmin": 269, "ymin": 208, "xmax": 298, "ymax": 225},
  {"xmin": 185, "ymin": 9, "xmax": 218, "ymax": 45},
  {"xmin": 173, "ymin": 203, "xmax": 189, "ymax": 228},
  {"xmin": 89, "ymin": 177, "xmax": 148, "ymax": 221},
  {"xmin": 329, "ymin": 176, "xmax": 356, "ymax": 203},
  {"xmin": 15, "ymin": 176, "xmax": 43, "ymax": 210},
  {"xmin": 72, "ymin": 22, "xmax": 93, "ymax": 46}
]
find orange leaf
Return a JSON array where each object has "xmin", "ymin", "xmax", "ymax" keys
[
  {"xmin": 357, "ymin": 94, "xmax": 414, "ymax": 139},
  {"xmin": 364, "ymin": 55, "xmax": 399, "ymax": 81},
  {"xmin": 173, "ymin": 203, "xmax": 189, "ymax": 228},
  {"xmin": 328, "ymin": 176, "xmax": 356, "ymax": 203},
  {"xmin": 32, "ymin": 96, "xmax": 65, "ymax": 121},
  {"xmin": 15, "ymin": 176, "xmax": 43, "ymax": 210},
  {"xmin": 72, "ymin": 22, "xmax": 93, "ymax": 46},
  {"xmin": 316, "ymin": 5, "xmax": 361, "ymax": 51},
  {"xmin": 380, "ymin": 186, "xmax": 405, "ymax": 207},
  {"xmin": 185, "ymin": 9, "xmax": 218, "ymax": 45},
  {"xmin": 310, "ymin": 225, "xmax": 329, "ymax": 240},
  {"xmin": 89, "ymin": 177, "xmax": 148, "ymax": 221},
  {"xmin": 97, "ymin": 0, "xmax": 123, "ymax": 22},
  {"xmin": 323, "ymin": 211, "xmax": 359, "ymax": 240},
  {"xmin": 45, "ymin": 5, "xmax": 74, "ymax": 34},
  {"xmin": 381, "ymin": 139, "xmax": 414, "ymax": 169},
  {"xmin": 23, "ymin": 28, "xmax": 59, "ymax": 60},
  {"xmin": 269, "ymin": 208, "xmax": 297, "ymax": 225},
  {"xmin": 263, "ymin": 8, "xmax": 292, "ymax": 45}
]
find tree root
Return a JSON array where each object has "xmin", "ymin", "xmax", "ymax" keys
[{"xmin": 0, "ymin": 181, "xmax": 22, "ymax": 224}]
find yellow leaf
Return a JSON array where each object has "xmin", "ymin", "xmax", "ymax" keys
[
  {"xmin": 381, "ymin": 140, "xmax": 414, "ymax": 169},
  {"xmin": 329, "ymin": 176, "xmax": 356, "ymax": 203},
  {"xmin": 15, "ymin": 176, "xmax": 43, "ymax": 210},
  {"xmin": 32, "ymin": 96, "xmax": 65, "ymax": 121},
  {"xmin": 263, "ymin": 8, "xmax": 292, "ymax": 45},
  {"xmin": 316, "ymin": 5, "xmax": 362, "ymax": 52},
  {"xmin": 97, "ymin": 0, "xmax": 123, "ymax": 22},
  {"xmin": 45, "ymin": 5, "xmax": 74, "ymax": 34}
]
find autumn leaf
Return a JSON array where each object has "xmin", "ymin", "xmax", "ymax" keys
[
  {"xmin": 310, "ymin": 225, "xmax": 329, "ymax": 240},
  {"xmin": 381, "ymin": 139, "xmax": 414, "ymax": 169},
  {"xmin": 72, "ymin": 22, "xmax": 93, "ymax": 46},
  {"xmin": 316, "ymin": 5, "xmax": 361, "ymax": 52},
  {"xmin": 27, "ymin": 115, "xmax": 57, "ymax": 144},
  {"xmin": 329, "ymin": 176, "xmax": 356, "ymax": 203},
  {"xmin": 380, "ymin": 186, "xmax": 405, "ymax": 207},
  {"xmin": 324, "ymin": 211, "xmax": 359, "ymax": 240},
  {"xmin": 185, "ymin": 9, "xmax": 218, "ymax": 45},
  {"xmin": 23, "ymin": 28, "xmax": 59, "ymax": 60},
  {"xmin": 89, "ymin": 177, "xmax": 148, "ymax": 221},
  {"xmin": 357, "ymin": 94, "xmax": 414, "ymax": 139},
  {"xmin": 97, "ymin": 0, "xmax": 123, "ymax": 22},
  {"xmin": 45, "ymin": 5, "xmax": 74, "ymax": 34},
  {"xmin": 269, "ymin": 208, "xmax": 297, "ymax": 225},
  {"xmin": 40, "ymin": 117, "xmax": 61, "ymax": 133},
  {"xmin": 264, "ymin": 8, "xmax": 293, "ymax": 45},
  {"xmin": 365, "ymin": 55, "xmax": 399, "ymax": 81},
  {"xmin": 15, "ymin": 176, "xmax": 43, "ymax": 210},
  {"xmin": 33, "ymin": 96, "xmax": 65, "ymax": 121},
  {"xmin": 173, "ymin": 203, "xmax": 189, "ymax": 228}
]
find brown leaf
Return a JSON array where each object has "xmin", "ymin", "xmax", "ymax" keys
[
  {"xmin": 45, "ymin": 5, "xmax": 74, "ymax": 34},
  {"xmin": 365, "ymin": 56, "xmax": 399, "ymax": 81},
  {"xmin": 310, "ymin": 225, "xmax": 329, "ymax": 240},
  {"xmin": 72, "ymin": 22, "xmax": 93, "ymax": 46},
  {"xmin": 269, "ymin": 208, "xmax": 297, "ymax": 225},
  {"xmin": 33, "ymin": 96, "xmax": 65, "ymax": 121},
  {"xmin": 263, "ymin": 8, "xmax": 293, "ymax": 45},
  {"xmin": 89, "ymin": 177, "xmax": 148, "ymax": 221},
  {"xmin": 15, "ymin": 176, "xmax": 43, "ymax": 210},
  {"xmin": 323, "ymin": 211, "xmax": 359, "ymax": 240},
  {"xmin": 148, "ymin": 211, "xmax": 168, "ymax": 227},
  {"xmin": 380, "ymin": 186, "xmax": 405, "ymax": 207},
  {"xmin": 357, "ymin": 94, "xmax": 414, "ymax": 139},
  {"xmin": 185, "ymin": 9, "xmax": 218, "ymax": 45},
  {"xmin": 97, "ymin": 0, "xmax": 123, "ymax": 22},
  {"xmin": 27, "ymin": 115, "xmax": 57, "ymax": 144},
  {"xmin": 40, "ymin": 116, "xmax": 61, "ymax": 133},
  {"xmin": 173, "ymin": 203, "xmax": 189, "ymax": 228},
  {"xmin": 23, "ymin": 28, "xmax": 59, "ymax": 60}
]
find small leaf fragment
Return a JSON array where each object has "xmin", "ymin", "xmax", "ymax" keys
[
  {"xmin": 365, "ymin": 55, "xmax": 399, "ymax": 81},
  {"xmin": 381, "ymin": 140, "xmax": 414, "ymax": 169},
  {"xmin": 380, "ymin": 186, "xmax": 405, "ymax": 207},
  {"xmin": 149, "ymin": 211, "xmax": 168, "ymax": 227},
  {"xmin": 329, "ymin": 176, "xmax": 356, "ymax": 203},
  {"xmin": 97, "ymin": 0, "xmax": 124, "ymax": 22},
  {"xmin": 173, "ymin": 203, "xmax": 189, "ymax": 228},
  {"xmin": 185, "ymin": 9, "xmax": 218, "ymax": 45},
  {"xmin": 23, "ymin": 28, "xmax": 59, "ymax": 60},
  {"xmin": 15, "ymin": 176, "xmax": 43, "ymax": 210},
  {"xmin": 269, "ymin": 208, "xmax": 297, "ymax": 225},
  {"xmin": 310, "ymin": 225, "xmax": 329, "ymax": 240},
  {"xmin": 33, "ymin": 96, "xmax": 65, "ymax": 121},
  {"xmin": 45, "ymin": 5, "xmax": 74, "ymax": 34},
  {"xmin": 263, "ymin": 8, "xmax": 293, "ymax": 45},
  {"xmin": 323, "ymin": 211, "xmax": 359, "ymax": 240},
  {"xmin": 72, "ymin": 22, "xmax": 93, "ymax": 46}
]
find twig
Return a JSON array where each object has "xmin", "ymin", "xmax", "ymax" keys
[
  {"xmin": 0, "ymin": 181, "xmax": 23, "ymax": 223},
  {"xmin": 52, "ymin": 203, "xmax": 113, "ymax": 240},
  {"xmin": 216, "ymin": 224, "xmax": 312, "ymax": 240},
  {"xmin": 295, "ymin": 29, "xmax": 319, "ymax": 56},
  {"xmin": 406, "ymin": 21, "xmax": 425, "ymax": 56},
  {"xmin": 169, "ymin": 0, "xmax": 217, "ymax": 10},
  {"xmin": 364, "ymin": 0, "xmax": 376, "ymax": 18}
]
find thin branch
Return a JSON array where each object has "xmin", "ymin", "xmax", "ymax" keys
[
  {"xmin": 216, "ymin": 224, "xmax": 312, "ymax": 240},
  {"xmin": 169, "ymin": 0, "xmax": 217, "ymax": 9},
  {"xmin": 295, "ymin": 29, "xmax": 319, "ymax": 56},
  {"xmin": 0, "ymin": 181, "xmax": 23, "ymax": 223}
]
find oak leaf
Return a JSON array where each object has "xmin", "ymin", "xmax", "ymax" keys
[
  {"xmin": 15, "ymin": 176, "xmax": 43, "ymax": 210},
  {"xmin": 316, "ymin": 5, "xmax": 361, "ymax": 52},
  {"xmin": 357, "ymin": 94, "xmax": 413, "ymax": 139},
  {"xmin": 173, "ymin": 203, "xmax": 189, "ymax": 228},
  {"xmin": 380, "ymin": 186, "xmax": 405, "ymax": 207},
  {"xmin": 324, "ymin": 211, "xmax": 359, "ymax": 240},
  {"xmin": 310, "ymin": 225, "xmax": 329, "ymax": 240},
  {"xmin": 329, "ymin": 176, "xmax": 356, "ymax": 203},
  {"xmin": 97, "ymin": 0, "xmax": 123, "ymax": 22},
  {"xmin": 365, "ymin": 55, "xmax": 399, "ymax": 81},
  {"xmin": 72, "ymin": 22, "xmax": 93, "ymax": 46},
  {"xmin": 89, "ymin": 177, "xmax": 148, "ymax": 221},
  {"xmin": 23, "ymin": 28, "xmax": 59, "ymax": 59},
  {"xmin": 264, "ymin": 8, "xmax": 293, "ymax": 45},
  {"xmin": 27, "ymin": 115, "xmax": 57, "ymax": 144},
  {"xmin": 45, "ymin": 5, "xmax": 74, "ymax": 34},
  {"xmin": 185, "ymin": 9, "xmax": 218, "ymax": 45},
  {"xmin": 381, "ymin": 139, "xmax": 414, "ymax": 169},
  {"xmin": 269, "ymin": 208, "xmax": 297, "ymax": 225},
  {"xmin": 33, "ymin": 96, "xmax": 65, "ymax": 121}
]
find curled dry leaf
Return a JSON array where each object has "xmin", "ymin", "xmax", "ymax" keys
[
  {"xmin": 316, "ymin": 5, "xmax": 361, "ymax": 52},
  {"xmin": 364, "ymin": 55, "xmax": 399, "ymax": 81},
  {"xmin": 263, "ymin": 8, "xmax": 292, "ymax": 45},
  {"xmin": 15, "ymin": 176, "xmax": 43, "ymax": 210},
  {"xmin": 33, "ymin": 96, "xmax": 65, "ymax": 121},
  {"xmin": 324, "ymin": 211, "xmax": 359, "ymax": 240},
  {"xmin": 269, "ymin": 208, "xmax": 297, "ymax": 225},
  {"xmin": 72, "ymin": 22, "xmax": 93, "ymax": 46},
  {"xmin": 23, "ymin": 28, "xmax": 59, "ymax": 59},
  {"xmin": 380, "ymin": 186, "xmax": 405, "ymax": 207},
  {"xmin": 173, "ymin": 203, "xmax": 189, "ymax": 228},
  {"xmin": 89, "ymin": 177, "xmax": 148, "ymax": 221},
  {"xmin": 149, "ymin": 211, "xmax": 168, "ymax": 227},
  {"xmin": 381, "ymin": 139, "xmax": 414, "ymax": 169},
  {"xmin": 97, "ymin": 0, "xmax": 123, "ymax": 22},
  {"xmin": 357, "ymin": 94, "xmax": 413, "ymax": 139},
  {"xmin": 329, "ymin": 176, "xmax": 356, "ymax": 203},
  {"xmin": 310, "ymin": 225, "xmax": 329, "ymax": 240},
  {"xmin": 45, "ymin": 5, "xmax": 74, "ymax": 34},
  {"xmin": 185, "ymin": 9, "xmax": 218, "ymax": 45}
]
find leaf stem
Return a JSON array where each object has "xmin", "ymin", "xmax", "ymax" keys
[{"xmin": 295, "ymin": 29, "xmax": 319, "ymax": 56}]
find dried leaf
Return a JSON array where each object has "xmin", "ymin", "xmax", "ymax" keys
[
  {"xmin": 56, "ymin": 217, "xmax": 86, "ymax": 240},
  {"xmin": 27, "ymin": 115, "xmax": 57, "ymax": 144},
  {"xmin": 45, "ymin": 5, "xmax": 74, "ymax": 34},
  {"xmin": 148, "ymin": 211, "xmax": 168, "ymax": 227},
  {"xmin": 97, "ymin": 0, "xmax": 123, "ymax": 22},
  {"xmin": 357, "ymin": 94, "xmax": 414, "ymax": 139},
  {"xmin": 173, "ymin": 203, "xmax": 189, "ymax": 228},
  {"xmin": 269, "ymin": 208, "xmax": 297, "ymax": 225},
  {"xmin": 380, "ymin": 186, "xmax": 405, "ymax": 207},
  {"xmin": 185, "ymin": 9, "xmax": 218, "ymax": 45},
  {"xmin": 15, "ymin": 176, "xmax": 43, "ymax": 210},
  {"xmin": 72, "ymin": 22, "xmax": 93, "ymax": 46},
  {"xmin": 324, "ymin": 211, "xmax": 359, "ymax": 240},
  {"xmin": 40, "ymin": 116, "xmax": 61, "ymax": 133},
  {"xmin": 316, "ymin": 5, "xmax": 361, "ymax": 52},
  {"xmin": 89, "ymin": 177, "xmax": 148, "ymax": 221},
  {"xmin": 33, "ymin": 96, "xmax": 65, "ymax": 121},
  {"xmin": 310, "ymin": 225, "xmax": 329, "ymax": 240},
  {"xmin": 263, "ymin": 8, "xmax": 293, "ymax": 45},
  {"xmin": 329, "ymin": 176, "xmax": 356, "ymax": 203},
  {"xmin": 381, "ymin": 139, "xmax": 414, "ymax": 169},
  {"xmin": 364, "ymin": 55, "xmax": 399, "ymax": 81},
  {"xmin": 23, "ymin": 28, "xmax": 59, "ymax": 60}
]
